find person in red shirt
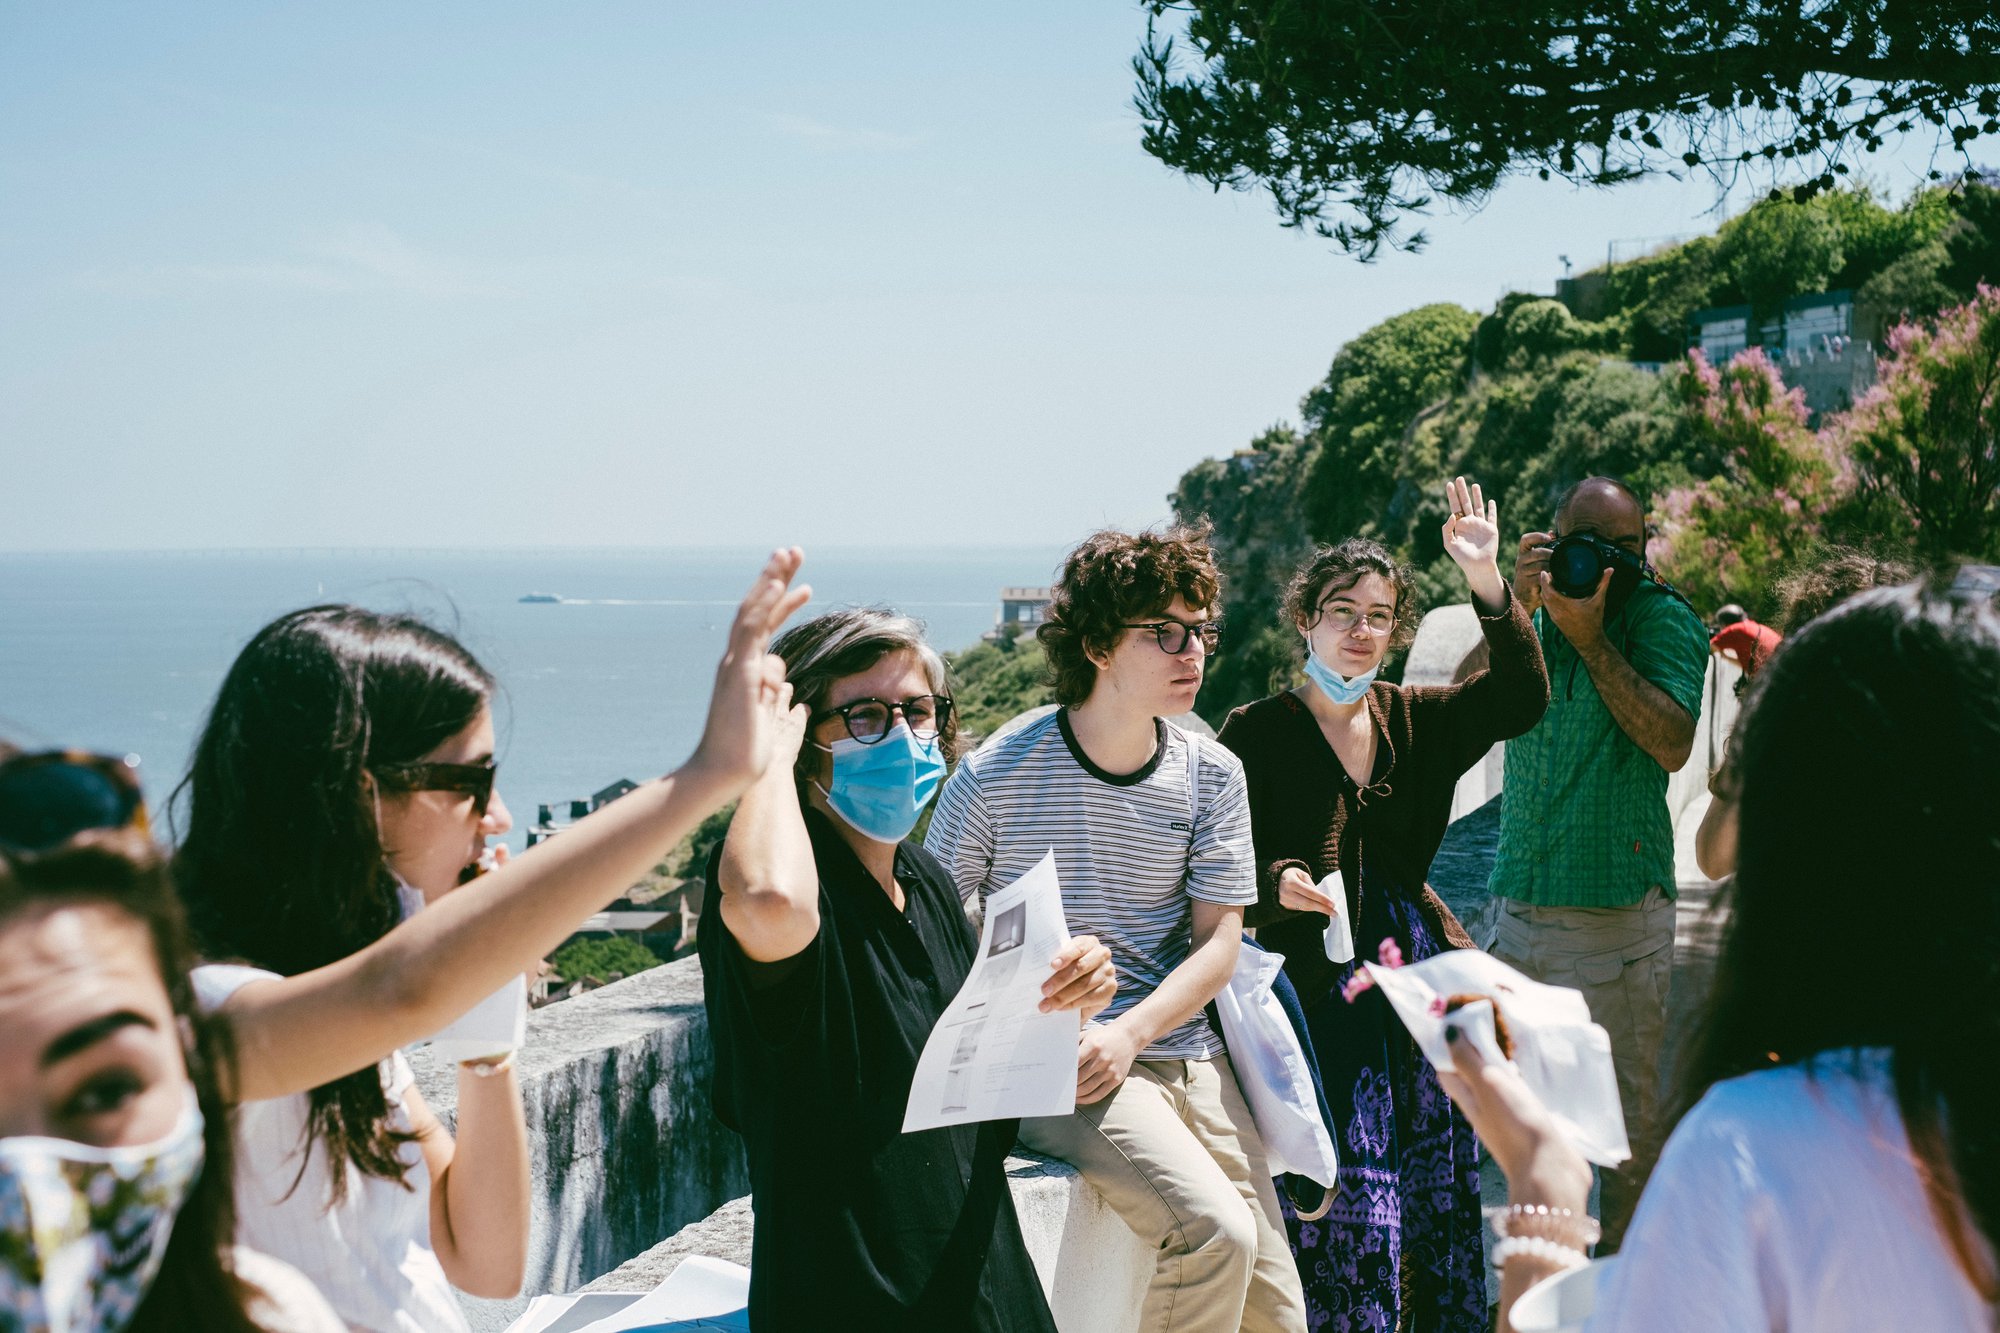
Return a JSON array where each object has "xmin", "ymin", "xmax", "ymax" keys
[{"xmin": 1709, "ymin": 604, "xmax": 1783, "ymax": 679}]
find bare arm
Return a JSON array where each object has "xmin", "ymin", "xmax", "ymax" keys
[
  {"xmin": 1695, "ymin": 790, "xmax": 1739, "ymax": 880},
  {"xmin": 716, "ymin": 704, "xmax": 820, "ymax": 963},
  {"xmin": 1543, "ymin": 570, "xmax": 1695, "ymax": 772},
  {"xmin": 1077, "ymin": 900, "xmax": 1243, "ymax": 1103},
  {"xmin": 219, "ymin": 550, "xmax": 811, "ymax": 1102},
  {"xmin": 408, "ymin": 1072, "xmax": 530, "ymax": 1299}
]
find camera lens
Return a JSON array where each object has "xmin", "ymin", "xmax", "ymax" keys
[{"xmin": 1550, "ymin": 538, "xmax": 1604, "ymax": 600}]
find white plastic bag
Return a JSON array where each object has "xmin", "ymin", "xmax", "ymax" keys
[{"xmin": 1213, "ymin": 945, "xmax": 1339, "ymax": 1190}]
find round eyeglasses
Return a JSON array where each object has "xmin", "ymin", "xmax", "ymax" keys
[
  {"xmin": 1316, "ymin": 605, "xmax": 1396, "ymax": 636},
  {"xmin": 812, "ymin": 694, "xmax": 953, "ymax": 745},
  {"xmin": 1120, "ymin": 619, "xmax": 1223, "ymax": 655}
]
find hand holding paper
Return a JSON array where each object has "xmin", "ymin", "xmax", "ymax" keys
[{"xmin": 1358, "ymin": 949, "xmax": 1629, "ymax": 1165}]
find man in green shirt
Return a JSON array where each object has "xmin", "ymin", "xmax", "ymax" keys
[{"xmin": 1485, "ymin": 476, "xmax": 1709, "ymax": 1239}]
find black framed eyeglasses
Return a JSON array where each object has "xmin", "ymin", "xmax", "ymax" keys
[
  {"xmin": 373, "ymin": 759, "xmax": 498, "ymax": 816},
  {"xmin": 1120, "ymin": 619, "xmax": 1223, "ymax": 655},
  {"xmin": 811, "ymin": 694, "xmax": 953, "ymax": 745},
  {"xmin": 0, "ymin": 751, "xmax": 149, "ymax": 857}
]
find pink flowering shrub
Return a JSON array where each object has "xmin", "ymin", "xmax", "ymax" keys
[
  {"xmin": 1825, "ymin": 287, "xmax": 2000, "ymax": 563},
  {"xmin": 1652, "ymin": 348, "xmax": 1845, "ymax": 614}
]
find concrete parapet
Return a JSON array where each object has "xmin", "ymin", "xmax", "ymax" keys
[
  {"xmin": 582, "ymin": 1152, "xmax": 1152, "ymax": 1333},
  {"xmin": 409, "ymin": 956, "xmax": 749, "ymax": 1333}
]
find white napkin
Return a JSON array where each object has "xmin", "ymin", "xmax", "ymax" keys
[
  {"xmin": 1361, "ymin": 950, "xmax": 1630, "ymax": 1165},
  {"xmin": 1319, "ymin": 871, "xmax": 1355, "ymax": 964},
  {"xmin": 426, "ymin": 974, "xmax": 527, "ymax": 1064}
]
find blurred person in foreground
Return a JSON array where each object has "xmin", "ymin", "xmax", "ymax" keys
[
  {"xmin": 1694, "ymin": 545, "xmax": 1915, "ymax": 880},
  {"xmin": 0, "ymin": 805, "xmax": 343, "ymax": 1333},
  {"xmin": 1214, "ymin": 477, "xmax": 1548, "ymax": 1329},
  {"xmin": 701, "ymin": 608, "xmax": 1115, "ymax": 1331},
  {"xmin": 1442, "ymin": 581, "xmax": 2000, "ymax": 1330},
  {"xmin": 1487, "ymin": 476, "xmax": 1708, "ymax": 1239}
]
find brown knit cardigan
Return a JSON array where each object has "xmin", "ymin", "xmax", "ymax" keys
[{"xmin": 1215, "ymin": 586, "xmax": 1550, "ymax": 1003}]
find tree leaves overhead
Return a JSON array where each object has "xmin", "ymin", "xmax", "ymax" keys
[{"xmin": 1134, "ymin": 0, "xmax": 2000, "ymax": 257}]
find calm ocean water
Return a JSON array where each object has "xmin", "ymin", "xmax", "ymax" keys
[{"xmin": 0, "ymin": 546, "xmax": 1061, "ymax": 850}]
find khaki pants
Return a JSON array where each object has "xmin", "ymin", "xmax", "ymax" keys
[
  {"xmin": 1019, "ymin": 1054, "xmax": 1306, "ymax": 1333},
  {"xmin": 1490, "ymin": 887, "xmax": 1675, "ymax": 1239}
]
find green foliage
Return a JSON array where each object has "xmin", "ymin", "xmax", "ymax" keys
[
  {"xmin": 1718, "ymin": 198, "xmax": 1847, "ymax": 312},
  {"xmin": 550, "ymin": 935, "xmax": 664, "ymax": 985},
  {"xmin": 945, "ymin": 636, "xmax": 1055, "ymax": 739},
  {"xmin": 1172, "ymin": 425, "xmax": 1319, "ymax": 718},
  {"xmin": 1134, "ymin": 0, "xmax": 2000, "ymax": 256},
  {"xmin": 1832, "ymin": 289, "xmax": 2000, "ymax": 564},
  {"xmin": 1300, "ymin": 304, "xmax": 1479, "ymax": 545},
  {"xmin": 1598, "ymin": 236, "xmax": 1727, "ymax": 362},
  {"xmin": 1167, "ymin": 180, "xmax": 1986, "ymax": 721}
]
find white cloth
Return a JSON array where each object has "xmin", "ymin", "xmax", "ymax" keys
[
  {"xmin": 232, "ymin": 1246, "xmax": 349, "ymax": 1333},
  {"xmin": 1587, "ymin": 1049, "xmax": 1995, "ymax": 1331},
  {"xmin": 194, "ymin": 964, "xmax": 470, "ymax": 1333}
]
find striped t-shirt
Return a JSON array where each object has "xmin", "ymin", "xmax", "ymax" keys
[{"xmin": 924, "ymin": 708, "xmax": 1257, "ymax": 1059}]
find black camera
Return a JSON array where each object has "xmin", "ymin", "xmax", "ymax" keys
[{"xmin": 1546, "ymin": 533, "xmax": 1648, "ymax": 612}]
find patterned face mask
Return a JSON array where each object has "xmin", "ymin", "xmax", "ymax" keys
[{"xmin": 0, "ymin": 1090, "xmax": 204, "ymax": 1333}]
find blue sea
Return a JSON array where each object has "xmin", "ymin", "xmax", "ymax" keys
[{"xmin": 0, "ymin": 547, "xmax": 1061, "ymax": 849}]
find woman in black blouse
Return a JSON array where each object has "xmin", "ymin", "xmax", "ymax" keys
[
  {"xmin": 1216, "ymin": 477, "xmax": 1549, "ymax": 1333},
  {"xmin": 700, "ymin": 607, "xmax": 1116, "ymax": 1331}
]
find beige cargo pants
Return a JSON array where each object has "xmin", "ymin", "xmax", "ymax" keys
[{"xmin": 1490, "ymin": 886, "xmax": 1676, "ymax": 1240}]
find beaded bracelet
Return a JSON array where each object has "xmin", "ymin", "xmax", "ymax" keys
[
  {"xmin": 1489, "ymin": 1235, "xmax": 1590, "ymax": 1273},
  {"xmin": 1484, "ymin": 1203, "xmax": 1602, "ymax": 1248}
]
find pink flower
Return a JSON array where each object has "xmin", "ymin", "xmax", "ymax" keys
[
  {"xmin": 1378, "ymin": 937, "xmax": 1404, "ymax": 969},
  {"xmin": 1342, "ymin": 971, "xmax": 1377, "ymax": 1004}
]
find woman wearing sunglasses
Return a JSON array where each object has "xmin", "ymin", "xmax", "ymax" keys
[
  {"xmin": 1214, "ymin": 478, "xmax": 1549, "ymax": 1330},
  {"xmin": 700, "ymin": 607, "xmax": 1116, "ymax": 1330},
  {"xmin": 146, "ymin": 551, "xmax": 807, "ymax": 1333}
]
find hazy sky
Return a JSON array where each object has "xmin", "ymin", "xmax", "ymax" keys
[{"xmin": 3, "ymin": 4, "xmax": 1983, "ymax": 552}]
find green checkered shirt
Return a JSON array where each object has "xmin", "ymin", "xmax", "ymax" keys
[{"xmin": 1488, "ymin": 580, "xmax": 1710, "ymax": 908}]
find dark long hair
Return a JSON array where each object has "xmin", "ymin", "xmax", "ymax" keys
[
  {"xmin": 171, "ymin": 605, "xmax": 494, "ymax": 1202},
  {"xmin": 0, "ymin": 833, "xmax": 265, "ymax": 1333},
  {"xmin": 1665, "ymin": 583, "xmax": 2000, "ymax": 1297}
]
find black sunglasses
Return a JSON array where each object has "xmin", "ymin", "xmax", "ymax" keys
[
  {"xmin": 810, "ymin": 694, "xmax": 953, "ymax": 746},
  {"xmin": 373, "ymin": 759, "xmax": 499, "ymax": 816},
  {"xmin": 0, "ymin": 751, "xmax": 149, "ymax": 856}
]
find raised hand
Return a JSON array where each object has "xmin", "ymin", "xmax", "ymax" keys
[
  {"xmin": 689, "ymin": 548, "xmax": 811, "ymax": 797},
  {"xmin": 1441, "ymin": 476, "xmax": 1508, "ymax": 612}
]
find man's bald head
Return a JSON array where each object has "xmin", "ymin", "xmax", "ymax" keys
[{"xmin": 1555, "ymin": 477, "xmax": 1646, "ymax": 556}]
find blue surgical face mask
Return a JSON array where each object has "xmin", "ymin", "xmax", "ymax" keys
[
  {"xmin": 813, "ymin": 722, "xmax": 946, "ymax": 845},
  {"xmin": 1303, "ymin": 645, "xmax": 1377, "ymax": 705}
]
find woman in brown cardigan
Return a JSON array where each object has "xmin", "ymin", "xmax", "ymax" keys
[{"xmin": 1216, "ymin": 476, "xmax": 1548, "ymax": 1333}]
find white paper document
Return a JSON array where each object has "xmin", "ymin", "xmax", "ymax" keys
[
  {"xmin": 903, "ymin": 850, "xmax": 1079, "ymax": 1132},
  {"xmin": 1361, "ymin": 950, "xmax": 1631, "ymax": 1166},
  {"xmin": 1318, "ymin": 870, "xmax": 1355, "ymax": 963},
  {"xmin": 502, "ymin": 1257, "xmax": 751, "ymax": 1333}
]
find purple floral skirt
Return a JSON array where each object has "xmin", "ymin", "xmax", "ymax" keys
[{"xmin": 1280, "ymin": 884, "xmax": 1488, "ymax": 1331}]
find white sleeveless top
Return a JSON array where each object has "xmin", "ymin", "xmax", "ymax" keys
[{"xmin": 195, "ymin": 964, "xmax": 469, "ymax": 1333}]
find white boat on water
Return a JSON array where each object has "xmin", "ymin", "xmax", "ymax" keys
[{"xmin": 519, "ymin": 592, "xmax": 562, "ymax": 604}]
